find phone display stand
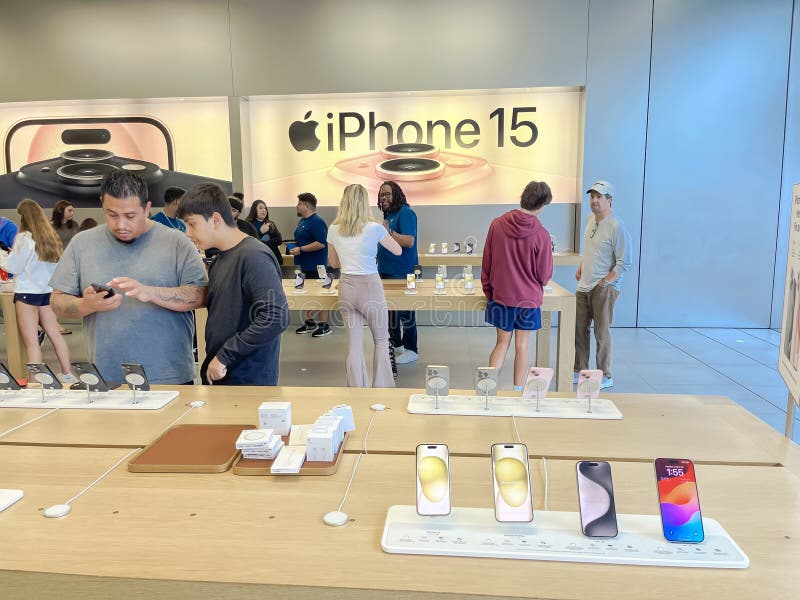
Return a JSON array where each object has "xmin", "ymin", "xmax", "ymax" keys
[
  {"xmin": 381, "ymin": 506, "xmax": 748, "ymax": 569},
  {"xmin": 232, "ymin": 432, "xmax": 349, "ymax": 476},
  {"xmin": 0, "ymin": 389, "xmax": 179, "ymax": 410},
  {"xmin": 407, "ymin": 394, "xmax": 622, "ymax": 420}
]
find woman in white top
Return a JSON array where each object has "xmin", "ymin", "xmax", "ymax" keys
[
  {"xmin": 327, "ymin": 184, "xmax": 402, "ymax": 387},
  {"xmin": 0, "ymin": 200, "xmax": 73, "ymax": 383}
]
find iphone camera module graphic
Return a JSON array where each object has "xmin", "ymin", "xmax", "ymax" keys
[
  {"xmin": 329, "ymin": 142, "xmax": 492, "ymax": 192},
  {"xmin": 0, "ymin": 117, "xmax": 231, "ymax": 208}
]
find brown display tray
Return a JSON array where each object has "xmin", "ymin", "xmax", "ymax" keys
[
  {"xmin": 128, "ymin": 424, "xmax": 255, "ymax": 473},
  {"xmin": 232, "ymin": 432, "xmax": 348, "ymax": 476}
]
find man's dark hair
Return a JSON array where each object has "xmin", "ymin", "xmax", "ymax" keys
[
  {"xmin": 177, "ymin": 183, "xmax": 236, "ymax": 227},
  {"xmin": 164, "ymin": 187, "xmax": 185, "ymax": 205},
  {"xmin": 520, "ymin": 181, "xmax": 552, "ymax": 211},
  {"xmin": 100, "ymin": 171, "xmax": 149, "ymax": 207},
  {"xmin": 297, "ymin": 192, "xmax": 317, "ymax": 208},
  {"xmin": 232, "ymin": 192, "xmax": 244, "ymax": 201},
  {"xmin": 378, "ymin": 181, "xmax": 408, "ymax": 214}
]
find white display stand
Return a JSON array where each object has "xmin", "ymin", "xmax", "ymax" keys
[
  {"xmin": 0, "ymin": 389, "xmax": 179, "ymax": 410},
  {"xmin": 381, "ymin": 506, "xmax": 748, "ymax": 569},
  {"xmin": 408, "ymin": 394, "xmax": 622, "ymax": 420}
]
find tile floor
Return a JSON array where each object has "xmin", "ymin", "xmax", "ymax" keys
[{"xmin": 4, "ymin": 321, "xmax": 798, "ymax": 444}]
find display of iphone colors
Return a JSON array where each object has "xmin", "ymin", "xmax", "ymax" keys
[
  {"xmin": 475, "ymin": 367, "xmax": 498, "ymax": 396},
  {"xmin": 416, "ymin": 444, "xmax": 451, "ymax": 516},
  {"xmin": 121, "ymin": 363, "xmax": 150, "ymax": 391},
  {"xmin": 71, "ymin": 362, "xmax": 109, "ymax": 392},
  {"xmin": 491, "ymin": 443, "xmax": 533, "ymax": 522},
  {"xmin": 0, "ymin": 363, "xmax": 21, "ymax": 390},
  {"xmin": 26, "ymin": 363, "xmax": 61, "ymax": 389},
  {"xmin": 406, "ymin": 273, "xmax": 416, "ymax": 290},
  {"xmin": 522, "ymin": 367, "xmax": 554, "ymax": 399},
  {"xmin": 425, "ymin": 365, "xmax": 449, "ymax": 396},
  {"xmin": 576, "ymin": 369, "xmax": 603, "ymax": 400},
  {"xmin": 655, "ymin": 458, "xmax": 704, "ymax": 543},
  {"xmin": 576, "ymin": 461, "xmax": 618, "ymax": 538}
]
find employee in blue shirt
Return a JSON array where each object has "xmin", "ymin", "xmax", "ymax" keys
[
  {"xmin": 376, "ymin": 181, "xmax": 419, "ymax": 364},
  {"xmin": 289, "ymin": 192, "xmax": 331, "ymax": 337},
  {"xmin": 150, "ymin": 187, "xmax": 186, "ymax": 233}
]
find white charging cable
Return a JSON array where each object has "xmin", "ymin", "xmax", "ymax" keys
[
  {"xmin": 43, "ymin": 447, "xmax": 141, "ymax": 518},
  {"xmin": 511, "ymin": 414, "xmax": 548, "ymax": 510},
  {"xmin": 0, "ymin": 408, "xmax": 59, "ymax": 439},
  {"xmin": 323, "ymin": 405, "xmax": 384, "ymax": 527}
]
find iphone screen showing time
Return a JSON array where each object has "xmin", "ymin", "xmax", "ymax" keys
[
  {"xmin": 416, "ymin": 444, "xmax": 451, "ymax": 516},
  {"xmin": 655, "ymin": 458, "xmax": 704, "ymax": 543},
  {"xmin": 491, "ymin": 443, "xmax": 533, "ymax": 522}
]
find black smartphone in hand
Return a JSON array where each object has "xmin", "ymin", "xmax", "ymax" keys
[{"xmin": 90, "ymin": 283, "xmax": 115, "ymax": 299}]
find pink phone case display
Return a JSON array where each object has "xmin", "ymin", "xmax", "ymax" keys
[{"xmin": 576, "ymin": 370, "xmax": 603, "ymax": 400}]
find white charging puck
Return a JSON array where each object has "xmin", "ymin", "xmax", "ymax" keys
[
  {"xmin": 188, "ymin": 400, "xmax": 206, "ymax": 408},
  {"xmin": 43, "ymin": 504, "xmax": 72, "ymax": 518},
  {"xmin": 323, "ymin": 510, "xmax": 349, "ymax": 527},
  {"xmin": 370, "ymin": 403, "xmax": 387, "ymax": 411}
]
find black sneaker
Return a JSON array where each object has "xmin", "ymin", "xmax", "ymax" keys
[
  {"xmin": 37, "ymin": 329, "xmax": 45, "ymax": 345},
  {"xmin": 312, "ymin": 323, "xmax": 331, "ymax": 337},
  {"xmin": 296, "ymin": 319, "xmax": 317, "ymax": 334}
]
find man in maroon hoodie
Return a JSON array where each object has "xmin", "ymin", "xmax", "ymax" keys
[{"xmin": 481, "ymin": 181, "xmax": 554, "ymax": 391}]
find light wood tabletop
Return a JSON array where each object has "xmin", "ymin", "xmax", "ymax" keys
[
  {"xmin": 2, "ymin": 386, "xmax": 798, "ymax": 470},
  {"xmin": 0, "ymin": 446, "xmax": 797, "ymax": 600},
  {"xmin": 196, "ymin": 278, "xmax": 576, "ymax": 391},
  {"xmin": 281, "ymin": 250, "xmax": 582, "ymax": 268}
]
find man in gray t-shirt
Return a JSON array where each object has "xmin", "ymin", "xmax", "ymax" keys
[
  {"xmin": 50, "ymin": 171, "xmax": 208, "ymax": 385},
  {"xmin": 574, "ymin": 180, "xmax": 633, "ymax": 390}
]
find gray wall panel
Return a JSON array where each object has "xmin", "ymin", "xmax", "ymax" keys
[
  {"xmin": 772, "ymin": 0, "xmax": 800, "ymax": 328},
  {"xmin": 638, "ymin": 0, "xmax": 793, "ymax": 327},
  {"xmin": 0, "ymin": 0, "xmax": 233, "ymax": 102},
  {"xmin": 229, "ymin": 0, "xmax": 589, "ymax": 95},
  {"xmin": 580, "ymin": 0, "xmax": 653, "ymax": 327}
]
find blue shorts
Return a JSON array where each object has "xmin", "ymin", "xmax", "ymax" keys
[
  {"xmin": 14, "ymin": 292, "xmax": 51, "ymax": 307},
  {"xmin": 485, "ymin": 301, "xmax": 542, "ymax": 332}
]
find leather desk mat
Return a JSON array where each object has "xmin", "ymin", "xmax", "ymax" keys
[{"xmin": 128, "ymin": 424, "xmax": 254, "ymax": 473}]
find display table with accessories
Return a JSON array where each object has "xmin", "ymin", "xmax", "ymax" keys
[
  {"xmin": 0, "ymin": 448, "xmax": 797, "ymax": 599},
  {"xmin": 196, "ymin": 279, "xmax": 576, "ymax": 391},
  {"xmin": 1, "ymin": 386, "xmax": 799, "ymax": 472},
  {"xmin": 280, "ymin": 249, "xmax": 582, "ymax": 268}
]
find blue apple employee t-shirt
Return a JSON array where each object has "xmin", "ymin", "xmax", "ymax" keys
[{"xmin": 294, "ymin": 212, "xmax": 328, "ymax": 272}]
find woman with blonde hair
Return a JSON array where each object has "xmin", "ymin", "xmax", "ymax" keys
[
  {"xmin": 327, "ymin": 184, "xmax": 401, "ymax": 387},
  {"xmin": 0, "ymin": 200, "xmax": 74, "ymax": 384}
]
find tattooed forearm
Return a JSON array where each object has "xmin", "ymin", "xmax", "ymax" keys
[
  {"xmin": 149, "ymin": 285, "xmax": 206, "ymax": 311},
  {"xmin": 51, "ymin": 292, "xmax": 86, "ymax": 318}
]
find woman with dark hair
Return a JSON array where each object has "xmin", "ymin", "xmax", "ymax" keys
[
  {"xmin": 245, "ymin": 199, "xmax": 283, "ymax": 263},
  {"xmin": 51, "ymin": 200, "xmax": 78, "ymax": 248},
  {"xmin": 1, "ymin": 200, "xmax": 74, "ymax": 384}
]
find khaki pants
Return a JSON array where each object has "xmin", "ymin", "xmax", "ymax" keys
[
  {"xmin": 338, "ymin": 273, "xmax": 395, "ymax": 388},
  {"xmin": 574, "ymin": 284, "xmax": 619, "ymax": 378}
]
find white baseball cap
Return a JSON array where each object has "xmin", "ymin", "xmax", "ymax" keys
[{"xmin": 586, "ymin": 180, "xmax": 614, "ymax": 197}]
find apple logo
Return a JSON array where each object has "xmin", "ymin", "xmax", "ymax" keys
[{"xmin": 288, "ymin": 111, "xmax": 320, "ymax": 152}]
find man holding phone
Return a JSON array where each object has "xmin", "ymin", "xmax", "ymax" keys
[
  {"xmin": 178, "ymin": 182, "xmax": 289, "ymax": 386},
  {"xmin": 50, "ymin": 171, "xmax": 208, "ymax": 385}
]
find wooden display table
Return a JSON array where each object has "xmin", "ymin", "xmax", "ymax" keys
[
  {"xmin": 2, "ymin": 386, "xmax": 799, "ymax": 471},
  {"xmin": 0, "ymin": 446, "xmax": 797, "ymax": 599},
  {"xmin": 281, "ymin": 250, "xmax": 582, "ymax": 268},
  {"xmin": 196, "ymin": 279, "xmax": 576, "ymax": 392},
  {"xmin": 0, "ymin": 291, "xmax": 24, "ymax": 380}
]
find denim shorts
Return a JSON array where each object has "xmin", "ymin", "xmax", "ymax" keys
[
  {"xmin": 485, "ymin": 301, "xmax": 542, "ymax": 332},
  {"xmin": 14, "ymin": 292, "xmax": 51, "ymax": 307}
]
